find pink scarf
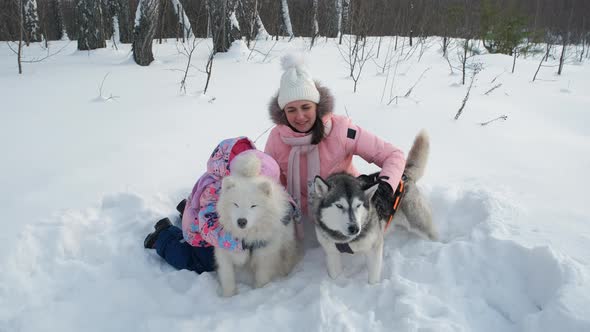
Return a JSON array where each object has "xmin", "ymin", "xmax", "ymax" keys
[{"xmin": 280, "ymin": 118, "xmax": 332, "ymax": 216}]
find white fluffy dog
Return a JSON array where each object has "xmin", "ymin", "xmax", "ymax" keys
[{"xmin": 215, "ymin": 151, "xmax": 299, "ymax": 297}]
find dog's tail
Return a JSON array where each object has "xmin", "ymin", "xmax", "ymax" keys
[{"xmin": 403, "ymin": 130, "xmax": 429, "ymax": 181}]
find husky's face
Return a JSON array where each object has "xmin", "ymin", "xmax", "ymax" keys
[
  {"xmin": 313, "ymin": 174, "xmax": 378, "ymax": 241},
  {"xmin": 219, "ymin": 176, "xmax": 273, "ymax": 232}
]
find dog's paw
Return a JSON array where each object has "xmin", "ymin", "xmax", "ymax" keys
[
  {"xmin": 327, "ymin": 266, "xmax": 342, "ymax": 279},
  {"xmin": 221, "ymin": 287, "xmax": 237, "ymax": 297},
  {"xmin": 368, "ymin": 275, "xmax": 381, "ymax": 284},
  {"xmin": 326, "ymin": 253, "xmax": 343, "ymax": 279},
  {"xmin": 254, "ymin": 279, "xmax": 270, "ymax": 289}
]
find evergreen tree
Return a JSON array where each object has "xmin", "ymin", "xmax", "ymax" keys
[{"xmin": 481, "ymin": 0, "xmax": 529, "ymax": 56}]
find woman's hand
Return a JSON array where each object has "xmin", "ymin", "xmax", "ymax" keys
[{"xmin": 372, "ymin": 181, "xmax": 395, "ymax": 221}]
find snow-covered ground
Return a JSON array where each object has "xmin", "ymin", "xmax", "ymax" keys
[{"xmin": 1, "ymin": 37, "xmax": 589, "ymax": 332}]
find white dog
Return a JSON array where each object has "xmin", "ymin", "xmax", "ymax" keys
[
  {"xmin": 312, "ymin": 130, "xmax": 436, "ymax": 284},
  {"xmin": 215, "ymin": 151, "xmax": 299, "ymax": 297}
]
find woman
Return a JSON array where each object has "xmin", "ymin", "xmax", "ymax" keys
[{"xmin": 264, "ymin": 54, "xmax": 406, "ymax": 242}]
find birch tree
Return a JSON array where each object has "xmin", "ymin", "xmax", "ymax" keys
[
  {"xmin": 279, "ymin": 0, "xmax": 293, "ymax": 39},
  {"xmin": 171, "ymin": 0, "xmax": 193, "ymax": 40},
  {"xmin": 339, "ymin": 0, "xmax": 350, "ymax": 44},
  {"xmin": 23, "ymin": 0, "xmax": 41, "ymax": 44},
  {"xmin": 310, "ymin": 0, "xmax": 318, "ymax": 46},
  {"xmin": 237, "ymin": 0, "xmax": 267, "ymax": 47}
]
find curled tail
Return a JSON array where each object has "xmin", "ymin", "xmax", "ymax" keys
[{"xmin": 404, "ymin": 130, "xmax": 429, "ymax": 181}]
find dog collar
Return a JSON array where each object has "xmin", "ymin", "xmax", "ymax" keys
[
  {"xmin": 242, "ymin": 240, "xmax": 268, "ymax": 251},
  {"xmin": 335, "ymin": 242, "xmax": 354, "ymax": 254}
]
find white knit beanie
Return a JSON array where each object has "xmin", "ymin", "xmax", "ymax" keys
[{"xmin": 277, "ymin": 53, "xmax": 320, "ymax": 109}]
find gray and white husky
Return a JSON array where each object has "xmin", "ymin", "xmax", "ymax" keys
[{"xmin": 312, "ymin": 130, "xmax": 436, "ymax": 284}]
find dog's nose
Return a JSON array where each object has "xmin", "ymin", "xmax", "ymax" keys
[
  {"xmin": 348, "ymin": 224, "xmax": 359, "ymax": 235},
  {"xmin": 237, "ymin": 218, "xmax": 248, "ymax": 228}
]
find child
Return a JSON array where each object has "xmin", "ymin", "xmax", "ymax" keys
[{"xmin": 144, "ymin": 136, "xmax": 299, "ymax": 274}]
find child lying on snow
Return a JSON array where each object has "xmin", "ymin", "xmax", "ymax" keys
[{"xmin": 143, "ymin": 136, "xmax": 300, "ymax": 274}]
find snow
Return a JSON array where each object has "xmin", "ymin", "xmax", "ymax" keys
[{"xmin": 1, "ymin": 36, "xmax": 590, "ymax": 332}]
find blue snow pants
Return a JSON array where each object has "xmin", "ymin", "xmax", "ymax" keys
[{"xmin": 154, "ymin": 225, "xmax": 216, "ymax": 274}]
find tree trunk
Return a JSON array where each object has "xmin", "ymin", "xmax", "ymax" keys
[
  {"xmin": 170, "ymin": 0, "xmax": 193, "ymax": 40},
  {"xmin": 236, "ymin": 0, "xmax": 255, "ymax": 46},
  {"xmin": 462, "ymin": 39, "xmax": 469, "ymax": 85},
  {"xmin": 157, "ymin": 0, "xmax": 168, "ymax": 44},
  {"xmin": 335, "ymin": 0, "xmax": 343, "ymax": 38},
  {"xmin": 323, "ymin": 0, "xmax": 339, "ymax": 38},
  {"xmin": 279, "ymin": 0, "xmax": 293, "ymax": 38},
  {"xmin": 18, "ymin": 0, "xmax": 24, "ymax": 74},
  {"xmin": 116, "ymin": 0, "xmax": 132, "ymax": 43},
  {"xmin": 310, "ymin": 0, "xmax": 318, "ymax": 46},
  {"xmin": 339, "ymin": 0, "xmax": 349, "ymax": 44},
  {"xmin": 133, "ymin": 0, "xmax": 160, "ymax": 66},
  {"xmin": 50, "ymin": 0, "xmax": 64, "ymax": 40},
  {"xmin": 511, "ymin": 49, "xmax": 517, "ymax": 73},
  {"xmin": 207, "ymin": 0, "xmax": 238, "ymax": 53},
  {"xmin": 23, "ymin": 0, "xmax": 41, "ymax": 44},
  {"xmin": 77, "ymin": 0, "xmax": 106, "ymax": 50},
  {"xmin": 254, "ymin": 11, "xmax": 268, "ymax": 40},
  {"xmin": 558, "ymin": 39, "xmax": 566, "ymax": 75}
]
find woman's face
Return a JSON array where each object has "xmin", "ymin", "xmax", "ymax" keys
[{"xmin": 284, "ymin": 100, "xmax": 318, "ymax": 133}]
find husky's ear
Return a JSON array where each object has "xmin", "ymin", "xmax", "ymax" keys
[
  {"xmin": 258, "ymin": 180, "xmax": 272, "ymax": 197},
  {"xmin": 222, "ymin": 176, "xmax": 236, "ymax": 192},
  {"xmin": 314, "ymin": 176, "xmax": 330, "ymax": 197},
  {"xmin": 364, "ymin": 183, "xmax": 379, "ymax": 200}
]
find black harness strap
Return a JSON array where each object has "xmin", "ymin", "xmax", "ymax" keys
[
  {"xmin": 335, "ymin": 242, "xmax": 354, "ymax": 254},
  {"xmin": 385, "ymin": 174, "xmax": 406, "ymax": 231}
]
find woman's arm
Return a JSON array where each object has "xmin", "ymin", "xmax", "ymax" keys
[{"xmin": 351, "ymin": 125, "xmax": 406, "ymax": 189}]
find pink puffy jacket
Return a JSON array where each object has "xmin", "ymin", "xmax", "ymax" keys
[{"xmin": 264, "ymin": 83, "xmax": 406, "ymax": 215}]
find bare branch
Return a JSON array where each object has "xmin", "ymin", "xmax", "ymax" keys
[
  {"xmin": 483, "ymin": 83, "xmax": 502, "ymax": 96},
  {"xmin": 99, "ymin": 73, "xmax": 111, "ymax": 97},
  {"xmin": 454, "ymin": 68, "xmax": 479, "ymax": 120},
  {"xmin": 479, "ymin": 115, "xmax": 508, "ymax": 126},
  {"xmin": 404, "ymin": 67, "xmax": 430, "ymax": 97},
  {"xmin": 252, "ymin": 125, "xmax": 275, "ymax": 144},
  {"xmin": 490, "ymin": 71, "xmax": 505, "ymax": 84}
]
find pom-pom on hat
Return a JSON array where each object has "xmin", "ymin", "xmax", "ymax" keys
[{"xmin": 277, "ymin": 52, "xmax": 320, "ymax": 109}]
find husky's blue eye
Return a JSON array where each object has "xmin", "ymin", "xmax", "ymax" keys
[
  {"xmin": 233, "ymin": 203, "xmax": 239, "ymax": 208},
  {"xmin": 335, "ymin": 203, "xmax": 344, "ymax": 209},
  {"xmin": 250, "ymin": 205, "xmax": 257, "ymax": 208}
]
